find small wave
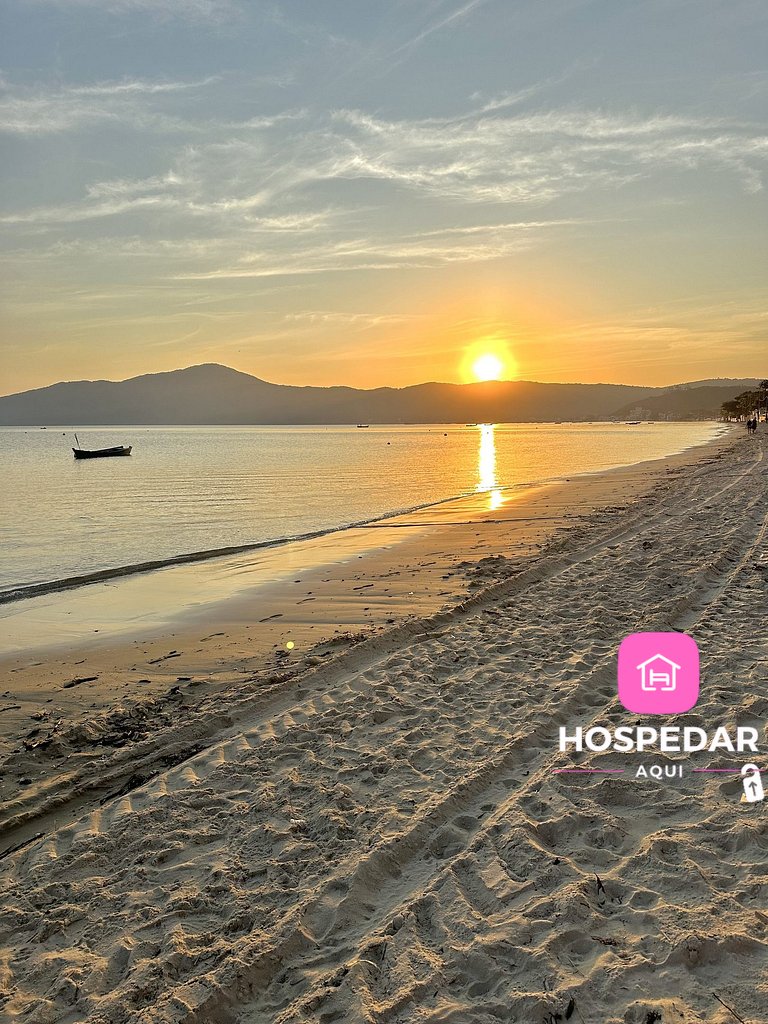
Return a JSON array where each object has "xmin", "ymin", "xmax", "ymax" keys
[{"xmin": 0, "ymin": 489, "xmax": 480, "ymax": 605}]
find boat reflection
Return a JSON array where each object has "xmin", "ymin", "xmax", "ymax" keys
[{"xmin": 476, "ymin": 423, "xmax": 504, "ymax": 510}]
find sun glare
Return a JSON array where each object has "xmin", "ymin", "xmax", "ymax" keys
[
  {"xmin": 472, "ymin": 353, "xmax": 504, "ymax": 382},
  {"xmin": 460, "ymin": 336, "xmax": 517, "ymax": 384}
]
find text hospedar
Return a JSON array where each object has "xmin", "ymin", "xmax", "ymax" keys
[{"xmin": 559, "ymin": 725, "xmax": 758, "ymax": 753}]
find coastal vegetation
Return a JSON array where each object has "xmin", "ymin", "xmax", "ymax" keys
[{"xmin": 720, "ymin": 379, "xmax": 768, "ymax": 421}]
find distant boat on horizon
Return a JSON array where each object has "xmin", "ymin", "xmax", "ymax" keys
[{"xmin": 356, "ymin": 424, "xmax": 369, "ymax": 428}]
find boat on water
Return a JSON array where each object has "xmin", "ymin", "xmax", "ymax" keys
[
  {"xmin": 73, "ymin": 445, "xmax": 132, "ymax": 459},
  {"xmin": 356, "ymin": 424, "xmax": 370, "ymax": 428}
]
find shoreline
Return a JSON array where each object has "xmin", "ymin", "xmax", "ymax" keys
[
  {"xmin": 0, "ymin": 423, "xmax": 731, "ymax": 656},
  {"xmin": 0, "ymin": 430, "xmax": 740, "ymax": 770},
  {"xmin": 3, "ymin": 423, "xmax": 767, "ymax": 1023},
  {"xmin": 0, "ymin": 488, "xmax": 491, "ymax": 606},
  {"xmin": 0, "ymin": 427, "xmax": 739, "ymax": 804},
  {"xmin": 1, "ymin": 420, "xmax": 727, "ymax": 605}
]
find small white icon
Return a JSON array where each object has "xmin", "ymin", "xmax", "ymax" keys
[
  {"xmin": 636, "ymin": 653, "xmax": 680, "ymax": 692},
  {"xmin": 741, "ymin": 764, "xmax": 764, "ymax": 803}
]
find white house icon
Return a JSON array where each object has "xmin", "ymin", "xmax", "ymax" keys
[{"xmin": 637, "ymin": 653, "xmax": 680, "ymax": 692}]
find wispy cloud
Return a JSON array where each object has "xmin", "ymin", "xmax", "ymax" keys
[
  {"xmin": 69, "ymin": 77, "xmax": 221, "ymax": 97},
  {"xmin": 388, "ymin": 0, "xmax": 494, "ymax": 59},
  {"xmin": 0, "ymin": 170, "xmax": 336, "ymax": 227},
  {"xmin": 20, "ymin": 0, "xmax": 237, "ymax": 21},
  {"xmin": 0, "ymin": 188, "xmax": 182, "ymax": 224},
  {"xmin": 2, "ymin": 98, "xmax": 765, "ymax": 291},
  {"xmin": 0, "ymin": 75, "xmax": 219, "ymax": 135},
  {"xmin": 283, "ymin": 311, "xmax": 423, "ymax": 328},
  {"xmin": 323, "ymin": 107, "xmax": 767, "ymax": 200},
  {"xmin": 174, "ymin": 219, "xmax": 575, "ymax": 280}
]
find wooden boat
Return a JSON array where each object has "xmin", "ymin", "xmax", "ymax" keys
[{"xmin": 73, "ymin": 445, "xmax": 132, "ymax": 459}]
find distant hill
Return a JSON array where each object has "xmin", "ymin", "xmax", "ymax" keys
[
  {"xmin": 659, "ymin": 378, "xmax": 760, "ymax": 391},
  {"xmin": 0, "ymin": 364, "xmax": 756, "ymax": 425},
  {"xmin": 612, "ymin": 383, "xmax": 759, "ymax": 421}
]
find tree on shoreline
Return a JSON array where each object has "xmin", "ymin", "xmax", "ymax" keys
[{"xmin": 721, "ymin": 383, "xmax": 768, "ymax": 422}]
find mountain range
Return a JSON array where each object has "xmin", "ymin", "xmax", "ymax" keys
[{"xmin": 0, "ymin": 364, "xmax": 758, "ymax": 425}]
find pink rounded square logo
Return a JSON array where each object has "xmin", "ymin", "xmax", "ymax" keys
[{"xmin": 617, "ymin": 632, "xmax": 700, "ymax": 714}]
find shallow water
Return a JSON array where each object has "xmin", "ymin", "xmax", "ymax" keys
[{"xmin": 0, "ymin": 422, "xmax": 724, "ymax": 595}]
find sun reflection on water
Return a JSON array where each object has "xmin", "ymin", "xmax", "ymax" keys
[{"xmin": 476, "ymin": 423, "xmax": 504, "ymax": 510}]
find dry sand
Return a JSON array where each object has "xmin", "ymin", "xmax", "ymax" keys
[{"xmin": 1, "ymin": 426, "xmax": 767, "ymax": 1023}]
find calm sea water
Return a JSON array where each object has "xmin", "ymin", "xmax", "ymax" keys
[{"xmin": 0, "ymin": 422, "xmax": 724, "ymax": 596}]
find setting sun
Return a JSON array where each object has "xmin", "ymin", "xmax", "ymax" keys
[
  {"xmin": 460, "ymin": 337, "xmax": 517, "ymax": 384},
  {"xmin": 472, "ymin": 353, "xmax": 504, "ymax": 382}
]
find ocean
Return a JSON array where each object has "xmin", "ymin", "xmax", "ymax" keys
[{"xmin": 0, "ymin": 422, "xmax": 724, "ymax": 597}]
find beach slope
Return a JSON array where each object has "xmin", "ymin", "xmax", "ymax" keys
[{"xmin": 1, "ymin": 430, "xmax": 767, "ymax": 1023}]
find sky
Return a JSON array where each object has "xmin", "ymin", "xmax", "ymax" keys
[{"xmin": 0, "ymin": 0, "xmax": 766, "ymax": 394}]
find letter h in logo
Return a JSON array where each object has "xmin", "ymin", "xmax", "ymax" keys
[{"xmin": 637, "ymin": 654, "xmax": 679, "ymax": 692}]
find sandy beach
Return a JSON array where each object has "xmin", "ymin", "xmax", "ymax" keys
[{"xmin": 1, "ymin": 425, "xmax": 767, "ymax": 1023}]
